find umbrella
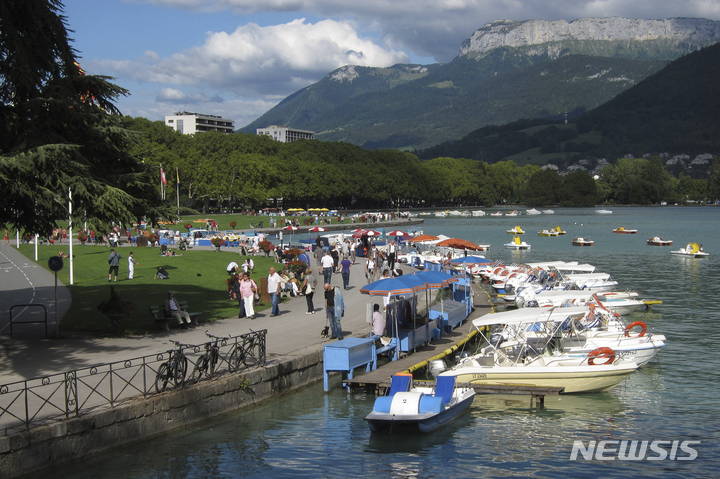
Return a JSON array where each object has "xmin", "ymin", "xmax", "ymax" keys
[
  {"xmin": 386, "ymin": 230, "xmax": 407, "ymax": 236},
  {"xmin": 408, "ymin": 234, "xmax": 439, "ymax": 243},
  {"xmin": 360, "ymin": 275, "xmax": 427, "ymax": 296},
  {"xmin": 411, "ymin": 270, "xmax": 459, "ymax": 289},
  {"xmin": 351, "ymin": 229, "xmax": 369, "ymax": 238},
  {"xmin": 308, "ymin": 226, "xmax": 326, "ymax": 232},
  {"xmin": 436, "ymin": 238, "xmax": 485, "ymax": 251},
  {"xmin": 365, "ymin": 230, "xmax": 381, "ymax": 236},
  {"xmin": 283, "ymin": 225, "xmax": 299, "ymax": 231},
  {"xmin": 449, "ymin": 256, "xmax": 494, "ymax": 265}
]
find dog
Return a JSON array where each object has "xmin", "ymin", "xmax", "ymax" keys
[{"xmin": 320, "ymin": 326, "xmax": 330, "ymax": 338}]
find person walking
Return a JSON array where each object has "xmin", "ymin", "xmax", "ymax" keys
[
  {"xmin": 302, "ymin": 268, "xmax": 317, "ymax": 314},
  {"xmin": 127, "ymin": 251, "xmax": 139, "ymax": 279},
  {"xmin": 324, "ymin": 283, "xmax": 345, "ymax": 340},
  {"xmin": 267, "ymin": 267, "xmax": 283, "ymax": 317},
  {"xmin": 340, "ymin": 254, "xmax": 352, "ymax": 290},
  {"xmin": 239, "ymin": 272, "xmax": 258, "ymax": 319},
  {"xmin": 107, "ymin": 248, "xmax": 122, "ymax": 282},
  {"xmin": 350, "ymin": 240, "xmax": 356, "ymax": 264},
  {"xmin": 321, "ymin": 250, "xmax": 334, "ymax": 285}
]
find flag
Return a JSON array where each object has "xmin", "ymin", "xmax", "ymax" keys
[{"xmin": 160, "ymin": 168, "xmax": 167, "ymax": 186}]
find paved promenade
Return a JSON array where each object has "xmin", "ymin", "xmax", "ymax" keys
[{"xmin": 0, "ymin": 225, "xmax": 426, "ymax": 385}]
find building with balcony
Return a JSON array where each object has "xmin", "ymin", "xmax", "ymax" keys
[
  {"xmin": 256, "ymin": 125, "xmax": 315, "ymax": 143},
  {"xmin": 165, "ymin": 112, "xmax": 235, "ymax": 135}
]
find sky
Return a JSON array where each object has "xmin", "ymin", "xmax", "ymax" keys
[{"xmin": 62, "ymin": 0, "xmax": 720, "ymax": 128}]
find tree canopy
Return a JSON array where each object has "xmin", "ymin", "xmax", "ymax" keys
[{"xmin": 0, "ymin": 0, "xmax": 164, "ymax": 234}]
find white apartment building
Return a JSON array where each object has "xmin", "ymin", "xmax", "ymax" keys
[
  {"xmin": 256, "ymin": 125, "xmax": 315, "ymax": 143},
  {"xmin": 165, "ymin": 112, "xmax": 235, "ymax": 135}
]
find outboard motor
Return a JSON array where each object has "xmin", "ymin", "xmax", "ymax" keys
[{"xmin": 489, "ymin": 333, "xmax": 504, "ymax": 347}]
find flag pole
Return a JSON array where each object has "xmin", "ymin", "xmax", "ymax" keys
[{"xmin": 176, "ymin": 168, "xmax": 180, "ymax": 222}]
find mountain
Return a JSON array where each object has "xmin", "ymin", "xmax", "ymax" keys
[
  {"xmin": 417, "ymin": 41, "xmax": 720, "ymax": 165},
  {"xmin": 240, "ymin": 17, "xmax": 720, "ymax": 151}
]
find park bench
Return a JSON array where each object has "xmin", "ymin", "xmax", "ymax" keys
[{"xmin": 149, "ymin": 300, "xmax": 202, "ymax": 331}]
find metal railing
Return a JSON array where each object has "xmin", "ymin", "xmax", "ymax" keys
[{"xmin": 0, "ymin": 330, "xmax": 266, "ymax": 436}]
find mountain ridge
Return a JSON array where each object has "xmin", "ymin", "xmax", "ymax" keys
[{"xmin": 241, "ymin": 17, "xmax": 720, "ymax": 151}]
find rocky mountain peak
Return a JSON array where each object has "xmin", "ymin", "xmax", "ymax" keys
[{"xmin": 460, "ymin": 17, "xmax": 720, "ymax": 58}]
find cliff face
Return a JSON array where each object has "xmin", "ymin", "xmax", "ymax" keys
[{"xmin": 460, "ymin": 18, "xmax": 720, "ymax": 59}]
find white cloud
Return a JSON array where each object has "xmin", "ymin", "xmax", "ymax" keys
[{"xmin": 98, "ymin": 18, "xmax": 409, "ymax": 98}]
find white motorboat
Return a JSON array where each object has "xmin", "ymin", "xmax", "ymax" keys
[
  {"xmin": 448, "ymin": 210, "xmax": 463, "ymax": 216},
  {"xmin": 365, "ymin": 374, "xmax": 475, "ymax": 433},
  {"xmin": 438, "ymin": 309, "xmax": 646, "ymax": 393},
  {"xmin": 526, "ymin": 208, "xmax": 542, "ymax": 215},
  {"xmin": 595, "ymin": 209, "xmax": 613, "ymax": 214},
  {"xmin": 504, "ymin": 236, "xmax": 531, "ymax": 250},
  {"xmin": 434, "ymin": 211, "xmax": 447, "ymax": 217},
  {"xmin": 542, "ymin": 209, "xmax": 555, "ymax": 214},
  {"xmin": 472, "ymin": 210, "xmax": 487, "ymax": 217},
  {"xmin": 671, "ymin": 242, "xmax": 709, "ymax": 258},
  {"xmin": 514, "ymin": 289, "xmax": 646, "ymax": 315}
]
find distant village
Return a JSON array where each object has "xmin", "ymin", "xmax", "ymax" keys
[{"xmin": 544, "ymin": 153, "xmax": 713, "ymax": 177}]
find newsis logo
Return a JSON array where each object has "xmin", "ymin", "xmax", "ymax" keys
[{"xmin": 570, "ymin": 440, "xmax": 700, "ymax": 461}]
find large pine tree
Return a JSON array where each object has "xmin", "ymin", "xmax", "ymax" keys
[{"xmin": 0, "ymin": 0, "xmax": 164, "ymax": 235}]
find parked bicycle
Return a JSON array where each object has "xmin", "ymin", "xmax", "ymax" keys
[
  {"xmin": 228, "ymin": 330, "xmax": 266, "ymax": 372},
  {"xmin": 189, "ymin": 331, "xmax": 225, "ymax": 382},
  {"xmin": 155, "ymin": 340, "xmax": 189, "ymax": 392}
]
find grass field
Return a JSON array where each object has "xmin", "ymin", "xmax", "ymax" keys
[{"xmin": 16, "ymin": 243, "xmax": 284, "ymax": 336}]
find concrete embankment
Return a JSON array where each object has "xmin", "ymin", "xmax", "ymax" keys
[{"xmin": 0, "ymin": 351, "xmax": 324, "ymax": 478}]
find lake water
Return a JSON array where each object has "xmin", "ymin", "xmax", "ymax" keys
[{"xmin": 40, "ymin": 207, "xmax": 719, "ymax": 478}]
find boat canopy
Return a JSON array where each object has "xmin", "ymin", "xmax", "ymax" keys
[{"xmin": 471, "ymin": 306, "xmax": 591, "ymax": 328}]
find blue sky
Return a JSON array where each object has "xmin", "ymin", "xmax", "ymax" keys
[{"xmin": 62, "ymin": 0, "xmax": 720, "ymax": 128}]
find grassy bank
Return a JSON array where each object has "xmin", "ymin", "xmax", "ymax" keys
[{"xmin": 16, "ymin": 243, "xmax": 283, "ymax": 336}]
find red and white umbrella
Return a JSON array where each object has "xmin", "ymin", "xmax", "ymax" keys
[
  {"xmin": 365, "ymin": 230, "xmax": 382, "ymax": 236},
  {"xmin": 308, "ymin": 226, "xmax": 326, "ymax": 232},
  {"xmin": 284, "ymin": 225, "xmax": 299, "ymax": 231},
  {"xmin": 386, "ymin": 230, "xmax": 407, "ymax": 236}
]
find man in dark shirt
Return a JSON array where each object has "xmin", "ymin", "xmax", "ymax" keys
[{"xmin": 324, "ymin": 282, "xmax": 344, "ymax": 340}]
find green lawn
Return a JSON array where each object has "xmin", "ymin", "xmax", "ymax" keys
[{"xmin": 16, "ymin": 244, "xmax": 283, "ymax": 336}]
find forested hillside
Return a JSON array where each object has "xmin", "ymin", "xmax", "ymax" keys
[{"xmin": 125, "ymin": 117, "xmax": 719, "ymax": 213}]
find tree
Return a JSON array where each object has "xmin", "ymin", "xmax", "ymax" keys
[
  {"xmin": 521, "ymin": 169, "xmax": 562, "ymax": 206},
  {"xmin": 0, "ymin": 0, "xmax": 164, "ymax": 234},
  {"xmin": 560, "ymin": 170, "xmax": 598, "ymax": 207}
]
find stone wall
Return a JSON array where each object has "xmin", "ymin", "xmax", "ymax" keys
[{"xmin": 0, "ymin": 351, "xmax": 324, "ymax": 479}]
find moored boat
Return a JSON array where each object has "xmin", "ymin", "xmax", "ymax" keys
[
  {"xmin": 572, "ymin": 237, "xmax": 594, "ymax": 246},
  {"xmin": 504, "ymin": 236, "xmax": 531, "ymax": 250},
  {"xmin": 507, "ymin": 225, "xmax": 525, "ymax": 234},
  {"xmin": 490, "ymin": 211, "xmax": 503, "ymax": 217},
  {"xmin": 472, "ymin": 210, "xmax": 486, "ymax": 216},
  {"xmin": 526, "ymin": 208, "xmax": 541, "ymax": 215},
  {"xmin": 538, "ymin": 229, "xmax": 559, "ymax": 237},
  {"xmin": 553, "ymin": 226, "xmax": 566, "ymax": 235},
  {"xmin": 505, "ymin": 210, "xmax": 520, "ymax": 217},
  {"xmin": 647, "ymin": 236, "xmax": 673, "ymax": 246},
  {"xmin": 671, "ymin": 242, "xmax": 709, "ymax": 258},
  {"xmin": 596, "ymin": 209, "xmax": 613, "ymax": 214},
  {"xmin": 542, "ymin": 209, "xmax": 555, "ymax": 214},
  {"xmin": 613, "ymin": 227, "xmax": 637, "ymax": 234},
  {"xmin": 364, "ymin": 375, "xmax": 475, "ymax": 433}
]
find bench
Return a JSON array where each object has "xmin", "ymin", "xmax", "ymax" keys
[
  {"xmin": 373, "ymin": 336, "xmax": 399, "ymax": 361},
  {"xmin": 149, "ymin": 301, "xmax": 202, "ymax": 331}
]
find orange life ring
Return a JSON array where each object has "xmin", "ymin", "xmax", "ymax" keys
[
  {"xmin": 587, "ymin": 347, "xmax": 616, "ymax": 365},
  {"xmin": 625, "ymin": 321, "xmax": 647, "ymax": 337}
]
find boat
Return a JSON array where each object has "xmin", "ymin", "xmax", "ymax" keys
[
  {"xmin": 595, "ymin": 209, "xmax": 613, "ymax": 214},
  {"xmin": 504, "ymin": 236, "xmax": 531, "ymax": 250},
  {"xmin": 526, "ymin": 208, "xmax": 542, "ymax": 215},
  {"xmin": 647, "ymin": 236, "xmax": 673, "ymax": 246},
  {"xmin": 553, "ymin": 226, "xmax": 566, "ymax": 235},
  {"xmin": 434, "ymin": 211, "xmax": 447, "ymax": 217},
  {"xmin": 490, "ymin": 211, "xmax": 503, "ymax": 217},
  {"xmin": 671, "ymin": 242, "xmax": 709, "ymax": 258},
  {"xmin": 538, "ymin": 229, "xmax": 559, "ymax": 237},
  {"xmin": 364, "ymin": 374, "xmax": 475, "ymax": 433},
  {"xmin": 572, "ymin": 237, "xmax": 594, "ymax": 246},
  {"xmin": 505, "ymin": 210, "xmax": 520, "ymax": 217},
  {"xmin": 438, "ymin": 311, "xmax": 641, "ymax": 393},
  {"xmin": 448, "ymin": 210, "xmax": 463, "ymax": 216},
  {"xmin": 542, "ymin": 209, "xmax": 555, "ymax": 214},
  {"xmin": 471, "ymin": 210, "xmax": 486, "ymax": 217},
  {"xmin": 507, "ymin": 225, "xmax": 525, "ymax": 234},
  {"xmin": 613, "ymin": 227, "xmax": 637, "ymax": 234}
]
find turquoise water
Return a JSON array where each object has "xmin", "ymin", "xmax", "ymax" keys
[{"xmin": 42, "ymin": 207, "xmax": 719, "ymax": 478}]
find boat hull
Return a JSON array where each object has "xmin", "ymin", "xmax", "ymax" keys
[
  {"xmin": 440, "ymin": 364, "xmax": 637, "ymax": 393},
  {"xmin": 365, "ymin": 394, "xmax": 474, "ymax": 433}
]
